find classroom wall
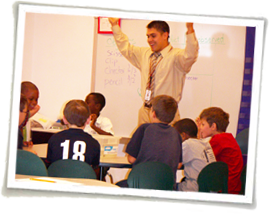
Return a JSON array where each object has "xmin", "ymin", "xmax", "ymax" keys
[{"xmin": 21, "ymin": 13, "xmax": 95, "ymax": 120}]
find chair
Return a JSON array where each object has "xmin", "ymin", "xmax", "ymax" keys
[
  {"xmin": 240, "ymin": 164, "xmax": 247, "ymax": 195},
  {"xmin": 197, "ymin": 161, "xmax": 228, "ymax": 193},
  {"xmin": 48, "ymin": 159, "xmax": 97, "ymax": 179},
  {"xmin": 127, "ymin": 162, "xmax": 174, "ymax": 190},
  {"xmin": 235, "ymin": 128, "xmax": 249, "ymax": 155},
  {"xmin": 16, "ymin": 149, "xmax": 48, "ymax": 176},
  {"xmin": 235, "ymin": 128, "xmax": 249, "ymax": 166}
]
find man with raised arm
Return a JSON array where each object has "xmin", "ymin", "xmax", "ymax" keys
[{"xmin": 108, "ymin": 18, "xmax": 199, "ymax": 127}]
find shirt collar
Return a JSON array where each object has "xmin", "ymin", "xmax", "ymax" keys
[{"xmin": 160, "ymin": 43, "xmax": 172, "ymax": 58}]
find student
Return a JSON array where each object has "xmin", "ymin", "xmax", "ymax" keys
[
  {"xmin": 121, "ymin": 95, "xmax": 182, "ymax": 188},
  {"xmin": 197, "ymin": 107, "xmax": 243, "ymax": 194},
  {"xmin": 46, "ymin": 100, "xmax": 100, "ymax": 176},
  {"xmin": 21, "ymin": 81, "xmax": 40, "ymax": 116},
  {"xmin": 173, "ymin": 118, "xmax": 216, "ymax": 192},
  {"xmin": 18, "ymin": 94, "xmax": 37, "ymax": 154},
  {"xmin": 108, "ymin": 18, "xmax": 199, "ymax": 126},
  {"xmin": 84, "ymin": 92, "xmax": 114, "ymax": 136},
  {"xmin": 20, "ymin": 81, "xmax": 41, "ymax": 145}
]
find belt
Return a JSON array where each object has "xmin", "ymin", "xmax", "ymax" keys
[{"xmin": 144, "ymin": 102, "xmax": 152, "ymax": 109}]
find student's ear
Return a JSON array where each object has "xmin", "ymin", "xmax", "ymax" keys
[
  {"xmin": 211, "ymin": 123, "xmax": 217, "ymax": 131},
  {"xmin": 181, "ymin": 132, "xmax": 189, "ymax": 142},
  {"xmin": 150, "ymin": 109, "xmax": 157, "ymax": 120},
  {"xmin": 85, "ymin": 115, "xmax": 91, "ymax": 125},
  {"xmin": 62, "ymin": 116, "xmax": 68, "ymax": 125}
]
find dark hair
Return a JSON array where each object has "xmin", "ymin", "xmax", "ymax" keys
[
  {"xmin": 21, "ymin": 81, "xmax": 39, "ymax": 94},
  {"xmin": 151, "ymin": 95, "xmax": 177, "ymax": 123},
  {"xmin": 199, "ymin": 107, "xmax": 229, "ymax": 132},
  {"xmin": 85, "ymin": 92, "xmax": 106, "ymax": 111},
  {"xmin": 63, "ymin": 100, "xmax": 90, "ymax": 127},
  {"xmin": 147, "ymin": 20, "xmax": 170, "ymax": 35},
  {"xmin": 20, "ymin": 94, "xmax": 28, "ymax": 112},
  {"xmin": 173, "ymin": 118, "xmax": 198, "ymax": 138}
]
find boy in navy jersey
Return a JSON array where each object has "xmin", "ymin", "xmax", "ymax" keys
[{"xmin": 46, "ymin": 100, "xmax": 100, "ymax": 176}]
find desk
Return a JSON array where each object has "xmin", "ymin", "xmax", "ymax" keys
[
  {"xmin": 32, "ymin": 143, "xmax": 132, "ymax": 180},
  {"xmin": 15, "ymin": 174, "xmax": 119, "ymax": 188}
]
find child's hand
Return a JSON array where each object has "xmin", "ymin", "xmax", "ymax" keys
[
  {"xmin": 23, "ymin": 141, "xmax": 33, "ymax": 147},
  {"xmin": 90, "ymin": 114, "xmax": 98, "ymax": 128},
  {"xmin": 195, "ymin": 117, "xmax": 201, "ymax": 129},
  {"xmin": 29, "ymin": 105, "xmax": 40, "ymax": 117}
]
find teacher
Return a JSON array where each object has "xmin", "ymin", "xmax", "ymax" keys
[{"xmin": 108, "ymin": 18, "xmax": 199, "ymax": 126}]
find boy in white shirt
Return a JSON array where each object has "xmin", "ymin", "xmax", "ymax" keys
[
  {"xmin": 84, "ymin": 92, "xmax": 114, "ymax": 136},
  {"xmin": 173, "ymin": 118, "xmax": 216, "ymax": 192}
]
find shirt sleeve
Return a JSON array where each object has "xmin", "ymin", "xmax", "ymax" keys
[
  {"xmin": 98, "ymin": 117, "xmax": 114, "ymax": 135},
  {"xmin": 125, "ymin": 124, "xmax": 147, "ymax": 158},
  {"xmin": 92, "ymin": 143, "xmax": 101, "ymax": 167},
  {"xmin": 176, "ymin": 32, "xmax": 199, "ymax": 73},
  {"xmin": 112, "ymin": 25, "xmax": 148, "ymax": 70},
  {"xmin": 209, "ymin": 135, "xmax": 223, "ymax": 158},
  {"xmin": 182, "ymin": 140, "xmax": 193, "ymax": 163}
]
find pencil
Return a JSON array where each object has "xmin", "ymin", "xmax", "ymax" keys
[{"xmin": 30, "ymin": 178, "xmax": 56, "ymax": 183}]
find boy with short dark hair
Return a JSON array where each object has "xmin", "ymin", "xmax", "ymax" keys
[
  {"xmin": 173, "ymin": 118, "xmax": 216, "ymax": 192},
  {"xmin": 197, "ymin": 107, "xmax": 243, "ymax": 194},
  {"xmin": 125, "ymin": 95, "xmax": 182, "ymax": 187},
  {"xmin": 20, "ymin": 81, "xmax": 41, "ymax": 148},
  {"xmin": 84, "ymin": 92, "xmax": 114, "ymax": 136},
  {"xmin": 46, "ymin": 100, "xmax": 100, "ymax": 173},
  {"xmin": 21, "ymin": 81, "xmax": 40, "ymax": 113}
]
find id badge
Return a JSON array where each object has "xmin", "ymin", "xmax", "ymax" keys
[{"xmin": 145, "ymin": 89, "xmax": 151, "ymax": 101}]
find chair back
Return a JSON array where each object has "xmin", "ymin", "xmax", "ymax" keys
[
  {"xmin": 197, "ymin": 161, "xmax": 228, "ymax": 193},
  {"xmin": 235, "ymin": 128, "xmax": 249, "ymax": 155},
  {"xmin": 127, "ymin": 162, "xmax": 174, "ymax": 190},
  {"xmin": 16, "ymin": 149, "xmax": 48, "ymax": 176},
  {"xmin": 48, "ymin": 159, "xmax": 97, "ymax": 179},
  {"xmin": 240, "ymin": 164, "xmax": 247, "ymax": 195}
]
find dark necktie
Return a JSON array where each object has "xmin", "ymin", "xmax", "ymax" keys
[{"xmin": 144, "ymin": 52, "xmax": 162, "ymax": 108}]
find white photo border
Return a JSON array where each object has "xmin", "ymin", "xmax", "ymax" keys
[{"xmin": 7, "ymin": 3, "xmax": 265, "ymax": 204}]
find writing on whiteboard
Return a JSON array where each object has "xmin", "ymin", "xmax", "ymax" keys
[
  {"xmin": 186, "ymin": 76, "xmax": 198, "ymax": 81},
  {"xmin": 104, "ymin": 53, "xmax": 138, "ymax": 88},
  {"xmin": 105, "ymin": 38, "xmax": 136, "ymax": 48},
  {"xmin": 170, "ymin": 35, "xmax": 225, "ymax": 46}
]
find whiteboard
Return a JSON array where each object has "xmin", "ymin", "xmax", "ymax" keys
[{"xmin": 95, "ymin": 19, "xmax": 246, "ymax": 137}]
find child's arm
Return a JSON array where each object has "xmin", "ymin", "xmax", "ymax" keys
[
  {"xmin": 127, "ymin": 154, "xmax": 136, "ymax": 164},
  {"xmin": 178, "ymin": 162, "xmax": 183, "ymax": 169},
  {"xmin": 90, "ymin": 114, "xmax": 113, "ymax": 136},
  {"xmin": 29, "ymin": 104, "xmax": 40, "ymax": 117}
]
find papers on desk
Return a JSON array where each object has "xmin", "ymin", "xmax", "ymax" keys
[
  {"xmin": 30, "ymin": 113, "xmax": 56, "ymax": 129},
  {"xmin": 16, "ymin": 177, "xmax": 83, "ymax": 185}
]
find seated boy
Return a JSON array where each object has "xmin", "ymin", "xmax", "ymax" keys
[
  {"xmin": 197, "ymin": 107, "xmax": 243, "ymax": 194},
  {"xmin": 124, "ymin": 95, "xmax": 182, "ymax": 188},
  {"xmin": 46, "ymin": 100, "xmax": 101, "ymax": 176},
  {"xmin": 173, "ymin": 118, "xmax": 216, "ymax": 192},
  {"xmin": 84, "ymin": 92, "xmax": 114, "ymax": 136},
  {"xmin": 20, "ymin": 81, "xmax": 41, "ymax": 145}
]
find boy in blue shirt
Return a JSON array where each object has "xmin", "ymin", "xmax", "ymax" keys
[{"xmin": 119, "ymin": 95, "xmax": 182, "ymax": 188}]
